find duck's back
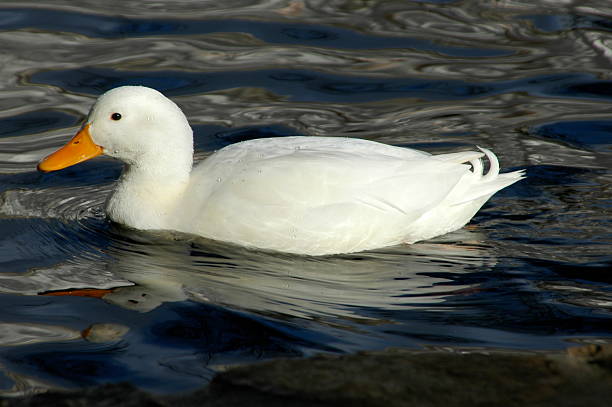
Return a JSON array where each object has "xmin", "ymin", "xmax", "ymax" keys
[{"xmin": 174, "ymin": 137, "xmax": 511, "ymax": 255}]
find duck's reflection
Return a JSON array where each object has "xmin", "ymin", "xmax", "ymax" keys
[{"xmin": 39, "ymin": 225, "xmax": 496, "ymax": 319}]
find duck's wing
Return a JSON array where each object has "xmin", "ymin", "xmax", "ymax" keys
[
  {"xmin": 185, "ymin": 141, "xmax": 471, "ymax": 253},
  {"xmin": 245, "ymin": 148, "xmax": 466, "ymax": 216}
]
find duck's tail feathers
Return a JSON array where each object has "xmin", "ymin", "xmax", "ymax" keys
[{"xmin": 446, "ymin": 146, "xmax": 525, "ymax": 206}]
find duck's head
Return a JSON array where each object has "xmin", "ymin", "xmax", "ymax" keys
[{"xmin": 38, "ymin": 86, "xmax": 193, "ymax": 173}]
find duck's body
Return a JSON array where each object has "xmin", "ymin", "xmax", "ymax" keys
[{"xmin": 38, "ymin": 86, "xmax": 524, "ymax": 255}]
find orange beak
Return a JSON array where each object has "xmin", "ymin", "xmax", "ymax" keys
[{"xmin": 37, "ymin": 124, "xmax": 103, "ymax": 172}]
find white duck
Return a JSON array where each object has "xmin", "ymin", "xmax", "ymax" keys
[{"xmin": 38, "ymin": 86, "xmax": 524, "ymax": 255}]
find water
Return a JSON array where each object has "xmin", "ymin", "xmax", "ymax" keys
[{"xmin": 1, "ymin": 0, "xmax": 612, "ymax": 396}]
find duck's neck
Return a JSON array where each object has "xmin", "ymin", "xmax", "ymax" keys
[{"xmin": 106, "ymin": 157, "xmax": 192, "ymax": 230}]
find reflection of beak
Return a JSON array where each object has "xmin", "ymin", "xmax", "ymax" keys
[{"xmin": 37, "ymin": 124, "xmax": 103, "ymax": 172}]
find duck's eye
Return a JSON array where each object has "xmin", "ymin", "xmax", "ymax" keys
[{"xmin": 111, "ymin": 113, "xmax": 122, "ymax": 121}]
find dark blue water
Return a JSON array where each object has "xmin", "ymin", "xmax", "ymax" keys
[{"xmin": 1, "ymin": 0, "xmax": 611, "ymax": 396}]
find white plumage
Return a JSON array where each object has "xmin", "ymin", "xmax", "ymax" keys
[{"xmin": 38, "ymin": 86, "xmax": 525, "ymax": 255}]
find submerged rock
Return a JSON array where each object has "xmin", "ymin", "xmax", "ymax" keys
[
  {"xmin": 3, "ymin": 345, "xmax": 612, "ymax": 407},
  {"xmin": 81, "ymin": 323, "xmax": 130, "ymax": 343}
]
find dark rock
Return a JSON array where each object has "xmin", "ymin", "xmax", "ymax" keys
[
  {"xmin": 1, "ymin": 382, "xmax": 163, "ymax": 407},
  {"xmin": 207, "ymin": 347, "xmax": 612, "ymax": 407},
  {"xmin": 3, "ymin": 346, "xmax": 612, "ymax": 407}
]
